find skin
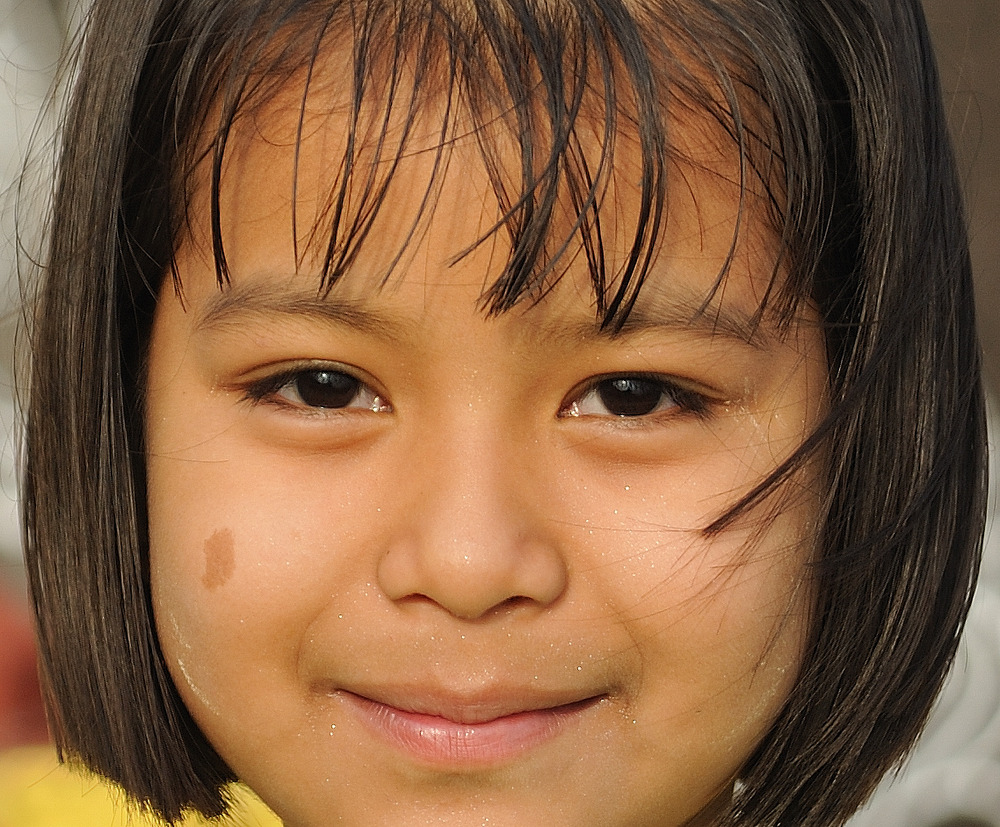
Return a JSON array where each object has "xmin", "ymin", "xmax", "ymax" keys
[{"xmin": 146, "ymin": 75, "xmax": 827, "ymax": 826}]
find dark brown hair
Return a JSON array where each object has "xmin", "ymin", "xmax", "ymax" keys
[{"xmin": 22, "ymin": 0, "xmax": 986, "ymax": 824}]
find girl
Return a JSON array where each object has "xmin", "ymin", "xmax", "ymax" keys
[{"xmin": 21, "ymin": 0, "xmax": 987, "ymax": 824}]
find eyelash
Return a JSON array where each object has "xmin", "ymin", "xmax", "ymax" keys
[
  {"xmin": 559, "ymin": 374, "xmax": 710, "ymax": 421},
  {"xmin": 241, "ymin": 366, "xmax": 391, "ymax": 413},
  {"xmin": 241, "ymin": 367, "xmax": 710, "ymax": 422}
]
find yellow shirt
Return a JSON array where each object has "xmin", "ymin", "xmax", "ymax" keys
[{"xmin": 0, "ymin": 746, "xmax": 281, "ymax": 827}]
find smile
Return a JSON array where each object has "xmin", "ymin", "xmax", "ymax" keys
[{"xmin": 336, "ymin": 689, "xmax": 606, "ymax": 767}]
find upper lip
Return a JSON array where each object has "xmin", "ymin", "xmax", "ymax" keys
[{"xmin": 330, "ymin": 684, "xmax": 608, "ymax": 725}]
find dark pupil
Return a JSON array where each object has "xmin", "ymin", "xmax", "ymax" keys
[
  {"xmin": 597, "ymin": 377, "xmax": 664, "ymax": 417},
  {"xmin": 295, "ymin": 371, "xmax": 360, "ymax": 408}
]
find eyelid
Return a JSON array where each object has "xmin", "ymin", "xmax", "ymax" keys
[
  {"xmin": 559, "ymin": 372, "xmax": 715, "ymax": 420},
  {"xmin": 237, "ymin": 361, "xmax": 391, "ymax": 413}
]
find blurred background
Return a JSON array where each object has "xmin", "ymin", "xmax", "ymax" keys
[{"xmin": 0, "ymin": 0, "xmax": 998, "ymax": 824}]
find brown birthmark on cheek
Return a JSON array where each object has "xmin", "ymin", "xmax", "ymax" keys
[{"xmin": 203, "ymin": 528, "xmax": 236, "ymax": 590}]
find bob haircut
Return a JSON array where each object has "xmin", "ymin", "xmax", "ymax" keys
[{"xmin": 23, "ymin": 0, "xmax": 986, "ymax": 824}]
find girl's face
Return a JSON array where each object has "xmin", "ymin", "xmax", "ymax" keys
[{"xmin": 145, "ymin": 78, "xmax": 826, "ymax": 826}]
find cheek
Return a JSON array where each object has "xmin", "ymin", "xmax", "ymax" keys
[
  {"xmin": 147, "ymin": 446, "xmax": 385, "ymax": 723},
  {"xmin": 629, "ymin": 560, "xmax": 809, "ymax": 805},
  {"xmin": 615, "ymin": 516, "xmax": 811, "ymax": 747},
  {"xmin": 563, "ymin": 457, "xmax": 815, "ymax": 753}
]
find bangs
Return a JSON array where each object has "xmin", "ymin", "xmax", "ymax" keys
[{"xmin": 147, "ymin": 0, "xmax": 826, "ymax": 334}]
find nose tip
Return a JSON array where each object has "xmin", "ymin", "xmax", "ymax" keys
[{"xmin": 377, "ymin": 533, "xmax": 568, "ymax": 619}]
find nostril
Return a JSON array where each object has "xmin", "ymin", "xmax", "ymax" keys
[{"xmin": 493, "ymin": 595, "xmax": 541, "ymax": 615}]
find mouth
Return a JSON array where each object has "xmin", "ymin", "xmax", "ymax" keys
[{"xmin": 335, "ymin": 688, "xmax": 606, "ymax": 767}]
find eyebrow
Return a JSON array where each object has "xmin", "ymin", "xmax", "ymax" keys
[
  {"xmin": 535, "ymin": 283, "xmax": 773, "ymax": 350},
  {"xmin": 195, "ymin": 282, "xmax": 416, "ymax": 342},
  {"xmin": 194, "ymin": 279, "xmax": 771, "ymax": 349},
  {"xmin": 566, "ymin": 301, "xmax": 768, "ymax": 349}
]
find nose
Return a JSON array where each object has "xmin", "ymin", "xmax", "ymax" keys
[{"xmin": 376, "ymin": 428, "xmax": 568, "ymax": 620}]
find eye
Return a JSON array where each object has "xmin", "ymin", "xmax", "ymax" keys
[
  {"xmin": 562, "ymin": 375, "xmax": 707, "ymax": 419},
  {"xmin": 243, "ymin": 367, "xmax": 391, "ymax": 413}
]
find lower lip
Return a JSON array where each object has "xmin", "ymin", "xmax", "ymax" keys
[{"xmin": 339, "ymin": 692, "xmax": 599, "ymax": 767}]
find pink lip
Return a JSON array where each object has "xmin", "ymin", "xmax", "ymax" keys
[{"xmin": 338, "ymin": 690, "xmax": 603, "ymax": 767}]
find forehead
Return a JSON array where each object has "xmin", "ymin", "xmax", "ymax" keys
[{"xmin": 177, "ymin": 36, "xmax": 786, "ymax": 336}]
